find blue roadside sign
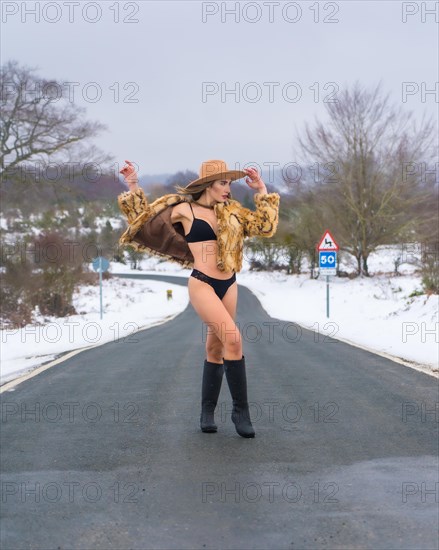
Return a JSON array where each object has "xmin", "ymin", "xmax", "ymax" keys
[
  {"xmin": 316, "ymin": 230, "xmax": 339, "ymax": 317},
  {"xmin": 92, "ymin": 257, "xmax": 110, "ymax": 273},
  {"xmin": 319, "ymin": 251, "xmax": 337, "ymax": 274}
]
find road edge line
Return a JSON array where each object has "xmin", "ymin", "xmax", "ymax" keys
[{"xmin": 0, "ymin": 314, "xmax": 181, "ymax": 393}]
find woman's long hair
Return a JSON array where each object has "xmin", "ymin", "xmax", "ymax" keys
[{"xmin": 174, "ymin": 180, "xmax": 232, "ymax": 202}]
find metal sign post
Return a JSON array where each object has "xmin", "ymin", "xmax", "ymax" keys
[
  {"xmin": 92, "ymin": 257, "xmax": 110, "ymax": 320},
  {"xmin": 317, "ymin": 230, "xmax": 339, "ymax": 318},
  {"xmin": 326, "ymin": 275, "xmax": 330, "ymax": 318}
]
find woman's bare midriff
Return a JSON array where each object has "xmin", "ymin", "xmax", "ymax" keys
[{"xmin": 188, "ymin": 240, "xmax": 235, "ymax": 279}]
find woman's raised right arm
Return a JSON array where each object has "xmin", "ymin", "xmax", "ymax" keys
[
  {"xmin": 119, "ymin": 159, "xmax": 139, "ymax": 191},
  {"xmin": 117, "ymin": 160, "xmax": 150, "ymax": 224}
]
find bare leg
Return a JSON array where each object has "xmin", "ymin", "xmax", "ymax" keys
[
  {"xmin": 188, "ymin": 277, "xmax": 242, "ymax": 360},
  {"xmin": 205, "ymin": 281, "xmax": 238, "ymax": 362}
]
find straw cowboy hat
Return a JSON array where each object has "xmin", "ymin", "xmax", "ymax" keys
[{"xmin": 185, "ymin": 160, "xmax": 247, "ymax": 189}]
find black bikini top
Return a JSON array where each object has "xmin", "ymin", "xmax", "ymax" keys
[{"xmin": 184, "ymin": 202, "xmax": 217, "ymax": 243}]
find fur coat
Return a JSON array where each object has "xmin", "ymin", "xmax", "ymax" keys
[{"xmin": 117, "ymin": 187, "xmax": 280, "ymax": 272}]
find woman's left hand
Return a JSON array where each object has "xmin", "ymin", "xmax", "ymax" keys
[{"xmin": 243, "ymin": 167, "xmax": 266, "ymax": 191}]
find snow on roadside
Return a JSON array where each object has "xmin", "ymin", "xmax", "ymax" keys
[
  {"xmin": 235, "ymin": 269, "xmax": 438, "ymax": 374},
  {"xmin": 0, "ymin": 275, "xmax": 190, "ymax": 386}
]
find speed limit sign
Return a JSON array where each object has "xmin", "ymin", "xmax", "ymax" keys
[
  {"xmin": 319, "ymin": 251, "xmax": 337, "ymax": 274},
  {"xmin": 316, "ymin": 230, "xmax": 338, "ymax": 317}
]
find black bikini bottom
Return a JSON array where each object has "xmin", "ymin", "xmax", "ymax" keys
[{"xmin": 190, "ymin": 268, "xmax": 236, "ymax": 300}]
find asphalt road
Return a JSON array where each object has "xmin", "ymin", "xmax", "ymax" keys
[{"xmin": 1, "ymin": 273, "xmax": 438, "ymax": 550}]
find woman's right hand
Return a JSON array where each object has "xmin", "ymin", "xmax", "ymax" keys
[{"xmin": 119, "ymin": 160, "xmax": 139, "ymax": 189}]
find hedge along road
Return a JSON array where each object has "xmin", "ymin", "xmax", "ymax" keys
[{"xmin": 1, "ymin": 273, "xmax": 437, "ymax": 550}]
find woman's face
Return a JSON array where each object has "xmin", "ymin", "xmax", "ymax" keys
[{"xmin": 207, "ymin": 179, "xmax": 232, "ymax": 202}]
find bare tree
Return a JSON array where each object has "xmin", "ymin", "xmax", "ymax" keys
[
  {"xmin": 294, "ymin": 81, "xmax": 437, "ymax": 276},
  {"xmin": 0, "ymin": 59, "xmax": 113, "ymax": 180},
  {"xmin": 0, "ymin": 61, "xmax": 119, "ymax": 323}
]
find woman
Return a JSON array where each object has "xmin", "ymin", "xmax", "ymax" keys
[{"xmin": 118, "ymin": 159, "xmax": 280, "ymax": 438}]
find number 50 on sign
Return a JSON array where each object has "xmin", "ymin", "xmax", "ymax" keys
[{"xmin": 319, "ymin": 251, "xmax": 337, "ymax": 274}]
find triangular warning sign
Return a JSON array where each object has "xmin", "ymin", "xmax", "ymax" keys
[{"xmin": 317, "ymin": 230, "xmax": 339, "ymax": 251}]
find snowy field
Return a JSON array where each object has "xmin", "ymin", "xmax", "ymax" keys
[
  {"xmin": 1, "ymin": 247, "xmax": 438, "ymax": 387},
  {"xmin": 0, "ymin": 273, "xmax": 189, "ymax": 386}
]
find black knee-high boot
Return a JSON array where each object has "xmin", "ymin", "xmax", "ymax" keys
[
  {"xmin": 200, "ymin": 359, "xmax": 224, "ymax": 433},
  {"xmin": 223, "ymin": 355, "xmax": 255, "ymax": 438}
]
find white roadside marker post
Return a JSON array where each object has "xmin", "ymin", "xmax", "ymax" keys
[{"xmin": 92, "ymin": 256, "xmax": 110, "ymax": 320}]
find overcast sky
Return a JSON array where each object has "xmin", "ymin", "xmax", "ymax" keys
[{"xmin": 2, "ymin": 1, "xmax": 438, "ymax": 178}]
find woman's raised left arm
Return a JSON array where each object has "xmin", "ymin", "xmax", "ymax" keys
[{"xmin": 239, "ymin": 167, "xmax": 280, "ymax": 238}]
